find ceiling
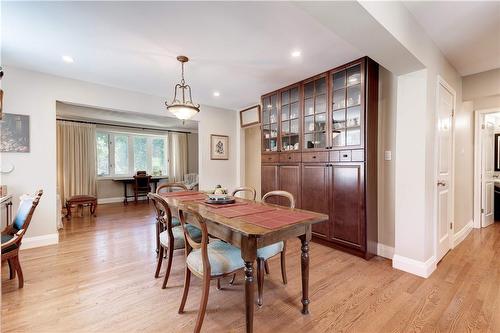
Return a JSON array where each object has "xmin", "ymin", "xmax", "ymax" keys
[
  {"xmin": 2, "ymin": 1, "xmax": 362, "ymax": 110},
  {"xmin": 404, "ymin": 1, "xmax": 500, "ymax": 76}
]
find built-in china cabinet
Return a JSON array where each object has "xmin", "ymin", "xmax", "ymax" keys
[{"xmin": 260, "ymin": 57, "xmax": 378, "ymax": 259}]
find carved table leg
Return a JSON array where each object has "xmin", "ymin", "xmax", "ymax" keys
[
  {"xmin": 244, "ymin": 261, "xmax": 255, "ymax": 333},
  {"xmin": 300, "ymin": 235, "xmax": 310, "ymax": 315}
]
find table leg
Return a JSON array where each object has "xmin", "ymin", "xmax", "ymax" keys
[
  {"xmin": 299, "ymin": 235, "xmax": 310, "ymax": 315},
  {"xmin": 244, "ymin": 261, "xmax": 255, "ymax": 333},
  {"xmin": 123, "ymin": 182, "xmax": 128, "ymax": 205}
]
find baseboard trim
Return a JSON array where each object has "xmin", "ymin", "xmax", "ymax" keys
[
  {"xmin": 97, "ymin": 196, "xmax": 148, "ymax": 204},
  {"xmin": 377, "ymin": 243, "xmax": 394, "ymax": 259},
  {"xmin": 21, "ymin": 233, "xmax": 59, "ymax": 250},
  {"xmin": 453, "ymin": 220, "xmax": 473, "ymax": 248},
  {"xmin": 392, "ymin": 254, "xmax": 436, "ymax": 278}
]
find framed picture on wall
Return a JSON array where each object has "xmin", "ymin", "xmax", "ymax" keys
[
  {"xmin": 0, "ymin": 113, "xmax": 30, "ymax": 152},
  {"xmin": 210, "ymin": 134, "xmax": 229, "ymax": 160},
  {"xmin": 240, "ymin": 105, "xmax": 261, "ymax": 128}
]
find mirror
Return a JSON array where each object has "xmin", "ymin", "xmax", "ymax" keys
[{"xmin": 495, "ymin": 134, "xmax": 500, "ymax": 171}]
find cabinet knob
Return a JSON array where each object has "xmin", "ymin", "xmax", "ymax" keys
[
  {"xmin": 288, "ymin": 157, "xmax": 291, "ymax": 160},
  {"xmin": 312, "ymin": 156, "xmax": 317, "ymax": 159},
  {"xmin": 343, "ymin": 154, "xmax": 348, "ymax": 158}
]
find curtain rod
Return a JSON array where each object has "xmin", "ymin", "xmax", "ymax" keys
[{"xmin": 56, "ymin": 118, "xmax": 192, "ymax": 134}]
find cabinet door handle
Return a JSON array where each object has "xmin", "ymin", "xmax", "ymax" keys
[
  {"xmin": 288, "ymin": 156, "xmax": 292, "ymax": 160},
  {"xmin": 312, "ymin": 155, "xmax": 317, "ymax": 159},
  {"xmin": 342, "ymin": 154, "xmax": 348, "ymax": 158}
]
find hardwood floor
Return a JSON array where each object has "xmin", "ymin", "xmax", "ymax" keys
[{"xmin": 2, "ymin": 202, "xmax": 499, "ymax": 332}]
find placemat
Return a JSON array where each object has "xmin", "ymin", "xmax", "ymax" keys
[
  {"xmin": 206, "ymin": 204, "xmax": 275, "ymax": 218},
  {"xmin": 160, "ymin": 191, "xmax": 204, "ymax": 198},
  {"xmin": 239, "ymin": 210, "xmax": 317, "ymax": 229},
  {"xmin": 175, "ymin": 194, "xmax": 208, "ymax": 201}
]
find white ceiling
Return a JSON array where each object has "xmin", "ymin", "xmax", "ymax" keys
[
  {"xmin": 404, "ymin": 1, "xmax": 500, "ymax": 76},
  {"xmin": 2, "ymin": 1, "xmax": 362, "ymax": 110}
]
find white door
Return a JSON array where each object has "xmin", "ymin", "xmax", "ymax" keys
[
  {"xmin": 481, "ymin": 118, "xmax": 495, "ymax": 228},
  {"xmin": 436, "ymin": 83, "xmax": 454, "ymax": 262}
]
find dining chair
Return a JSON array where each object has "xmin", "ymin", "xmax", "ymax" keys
[
  {"xmin": 148, "ymin": 193, "xmax": 202, "ymax": 289},
  {"xmin": 133, "ymin": 173, "xmax": 152, "ymax": 203},
  {"xmin": 156, "ymin": 182, "xmax": 188, "ymax": 194},
  {"xmin": 255, "ymin": 190, "xmax": 295, "ymax": 306},
  {"xmin": 231, "ymin": 186, "xmax": 256, "ymax": 200},
  {"xmin": 1, "ymin": 190, "xmax": 43, "ymax": 288},
  {"xmin": 178, "ymin": 206, "xmax": 245, "ymax": 333}
]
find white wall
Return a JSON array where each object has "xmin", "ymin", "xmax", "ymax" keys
[{"xmin": 2, "ymin": 66, "xmax": 237, "ymax": 242}]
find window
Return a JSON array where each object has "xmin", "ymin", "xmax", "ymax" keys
[{"xmin": 95, "ymin": 130, "xmax": 168, "ymax": 177}]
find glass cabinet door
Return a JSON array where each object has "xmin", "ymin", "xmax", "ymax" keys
[
  {"xmin": 262, "ymin": 93, "xmax": 279, "ymax": 152},
  {"xmin": 331, "ymin": 64, "xmax": 362, "ymax": 148},
  {"xmin": 280, "ymin": 86, "xmax": 300, "ymax": 151},
  {"xmin": 303, "ymin": 76, "xmax": 327, "ymax": 150}
]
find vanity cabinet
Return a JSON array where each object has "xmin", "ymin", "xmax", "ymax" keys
[{"xmin": 260, "ymin": 57, "xmax": 378, "ymax": 259}]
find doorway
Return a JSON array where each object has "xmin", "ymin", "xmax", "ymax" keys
[{"xmin": 474, "ymin": 109, "xmax": 500, "ymax": 229}]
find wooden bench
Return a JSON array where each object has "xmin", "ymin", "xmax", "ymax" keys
[{"xmin": 65, "ymin": 195, "xmax": 97, "ymax": 218}]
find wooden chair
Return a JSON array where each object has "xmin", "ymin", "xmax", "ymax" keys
[
  {"xmin": 255, "ymin": 190, "xmax": 295, "ymax": 306},
  {"xmin": 133, "ymin": 173, "xmax": 152, "ymax": 203},
  {"xmin": 156, "ymin": 182, "xmax": 188, "ymax": 194},
  {"xmin": 178, "ymin": 206, "xmax": 245, "ymax": 333},
  {"xmin": 1, "ymin": 190, "xmax": 43, "ymax": 288},
  {"xmin": 231, "ymin": 186, "xmax": 256, "ymax": 200},
  {"xmin": 148, "ymin": 193, "xmax": 201, "ymax": 289}
]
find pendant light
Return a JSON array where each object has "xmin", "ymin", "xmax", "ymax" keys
[{"xmin": 165, "ymin": 56, "xmax": 200, "ymax": 121}]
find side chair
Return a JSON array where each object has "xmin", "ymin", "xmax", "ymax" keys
[
  {"xmin": 1, "ymin": 190, "xmax": 43, "ymax": 288},
  {"xmin": 148, "ymin": 193, "xmax": 201, "ymax": 289},
  {"xmin": 177, "ymin": 206, "xmax": 245, "ymax": 333},
  {"xmin": 255, "ymin": 190, "xmax": 295, "ymax": 306}
]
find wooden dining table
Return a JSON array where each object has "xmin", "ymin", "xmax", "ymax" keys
[{"xmin": 161, "ymin": 192, "xmax": 329, "ymax": 333}]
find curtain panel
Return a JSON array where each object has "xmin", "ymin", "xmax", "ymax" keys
[
  {"xmin": 167, "ymin": 132, "xmax": 188, "ymax": 182},
  {"xmin": 57, "ymin": 121, "xmax": 97, "ymax": 209}
]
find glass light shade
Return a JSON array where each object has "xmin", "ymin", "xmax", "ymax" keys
[{"xmin": 167, "ymin": 104, "xmax": 200, "ymax": 120}]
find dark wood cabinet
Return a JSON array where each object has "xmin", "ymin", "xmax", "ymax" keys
[
  {"xmin": 301, "ymin": 163, "xmax": 330, "ymax": 239},
  {"xmin": 260, "ymin": 57, "xmax": 378, "ymax": 259}
]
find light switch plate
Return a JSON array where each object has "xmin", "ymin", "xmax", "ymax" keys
[{"xmin": 384, "ymin": 150, "xmax": 392, "ymax": 161}]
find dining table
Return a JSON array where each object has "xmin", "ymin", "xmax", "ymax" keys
[{"xmin": 160, "ymin": 191, "xmax": 329, "ymax": 333}]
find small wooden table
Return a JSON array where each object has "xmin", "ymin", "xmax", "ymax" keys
[
  {"xmin": 162, "ymin": 194, "xmax": 328, "ymax": 333},
  {"xmin": 112, "ymin": 176, "xmax": 168, "ymax": 204},
  {"xmin": 65, "ymin": 195, "xmax": 97, "ymax": 218}
]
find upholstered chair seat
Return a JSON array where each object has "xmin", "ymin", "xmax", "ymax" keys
[
  {"xmin": 1, "ymin": 234, "xmax": 18, "ymax": 253},
  {"xmin": 186, "ymin": 239, "xmax": 245, "ymax": 277},
  {"xmin": 257, "ymin": 241, "xmax": 284, "ymax": 260},
  {"xmin": 159, "ymin": 224, "xmax": 202, "ymax": 250}
]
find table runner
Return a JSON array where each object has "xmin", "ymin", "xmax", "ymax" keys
[
  {"xmin": 205, "ymin": 204, "xmax": 275, "ymax": 218},
  {"xmin": 239, "ymin": 209, "xmax": 317, "ymax": 230},
  {"xmin": 175, "ymin": 194, "xmax": 208, "ymax": 201},
  {"xmin": 160, "ymin": 191, "xmax": 204, "ymax": 197},
  {"xmin": 199, "ymin": 200, "xmax": 248, "ymax": 209}
]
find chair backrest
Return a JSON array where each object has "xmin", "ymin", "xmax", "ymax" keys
[
  {"xmin": 136, "ymin": 170, "xmax": 147, "ymax": 176},
  {"xmin": 148, "ymin": 193, "xmax": 174, "ymax": 237},
  {"xmin": 11, "ymin": 189, "xmax": 43, "ymax": 237},
  {"xmin": 184, "ymin": 173, "xmax": 199, "ymax": 184},
  {"xmin": 156, "ymin": 182, "xmax": 188, "ymax": 194},
  {"xmin": 134, "ymin": 174, "xmax": 151, "ymax": 188},
  {"xmin": 178, "ymin": 206, "xmax": 210, "ymax": 276},
  {"xmin": 232, "ymin": 186, "xmax": 256, "ymax": 200},
  {"xmin": 262, "ymin": 190, "xmax": 295, "ymax": 208}
]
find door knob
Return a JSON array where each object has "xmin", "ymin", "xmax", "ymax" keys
[{"xmin": 437, "ymin": 181, "xmax": 446, "ymax": 187}]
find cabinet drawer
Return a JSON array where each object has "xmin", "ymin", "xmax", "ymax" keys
[
  {"xmin": 280, "ymin": 152, "xmax": 301, "ymax": 163},
  {"xmin": 302, "ymin": 152, "xmax": 328, "ymax": 163},
  {"xmin": 339, "ymin": 150, "xmax": 352, "ymax": 162},
  {"xmin": 261, "ymin": 154, "xmax": 279, "ymax": 163},
  {"xmin": 351, "ymin": 149, "xmax": 364, "ymax": 162}
]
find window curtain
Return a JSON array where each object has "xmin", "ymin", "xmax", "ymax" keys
[
  {"xmin": 167, "ymin": 132, "xmax": 188, "ymax": 182},
  {"xmin": 57, "ymin": 121, "xmax": 97, "ymax": 209}
]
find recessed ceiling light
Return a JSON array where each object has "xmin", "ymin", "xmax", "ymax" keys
[
  {"xmin": 62, "ymin": 55, "xmax": 74, "ymax": 63},
  {"xmin": 291, "ymin": 50, "xmax": 301, "ymax": 58},
  {"xmin": 213, "ymin": 91, "xmax": 220, "ymax": 97}
]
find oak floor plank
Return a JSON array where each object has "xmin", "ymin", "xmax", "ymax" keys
[{"xmin": 2, "ymin": 202, "xmax": 499, "ymax": 333}]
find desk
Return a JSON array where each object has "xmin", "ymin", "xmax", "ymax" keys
[
  {"xmin": 112, "ymin": 176, "xmax": 168, "ymax": 204},
  {"xmin": 162, "ymin": 193, "xmax": 328, "ymax": 333},
  {"xmin": 0, "ymin": 195, "xmax": 13, "ymax": 227}
]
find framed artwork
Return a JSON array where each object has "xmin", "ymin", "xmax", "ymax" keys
[
  {"xmin": 0, "ymin": 113, "xmax": 30, "ymax": 152},
  {"xmin": 240, "ymin": 105, "xmax": 261, "ymax": 128},
  {"xmin": 210, "ymin": 134, "xmax": 229, "ymax": 160}
]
